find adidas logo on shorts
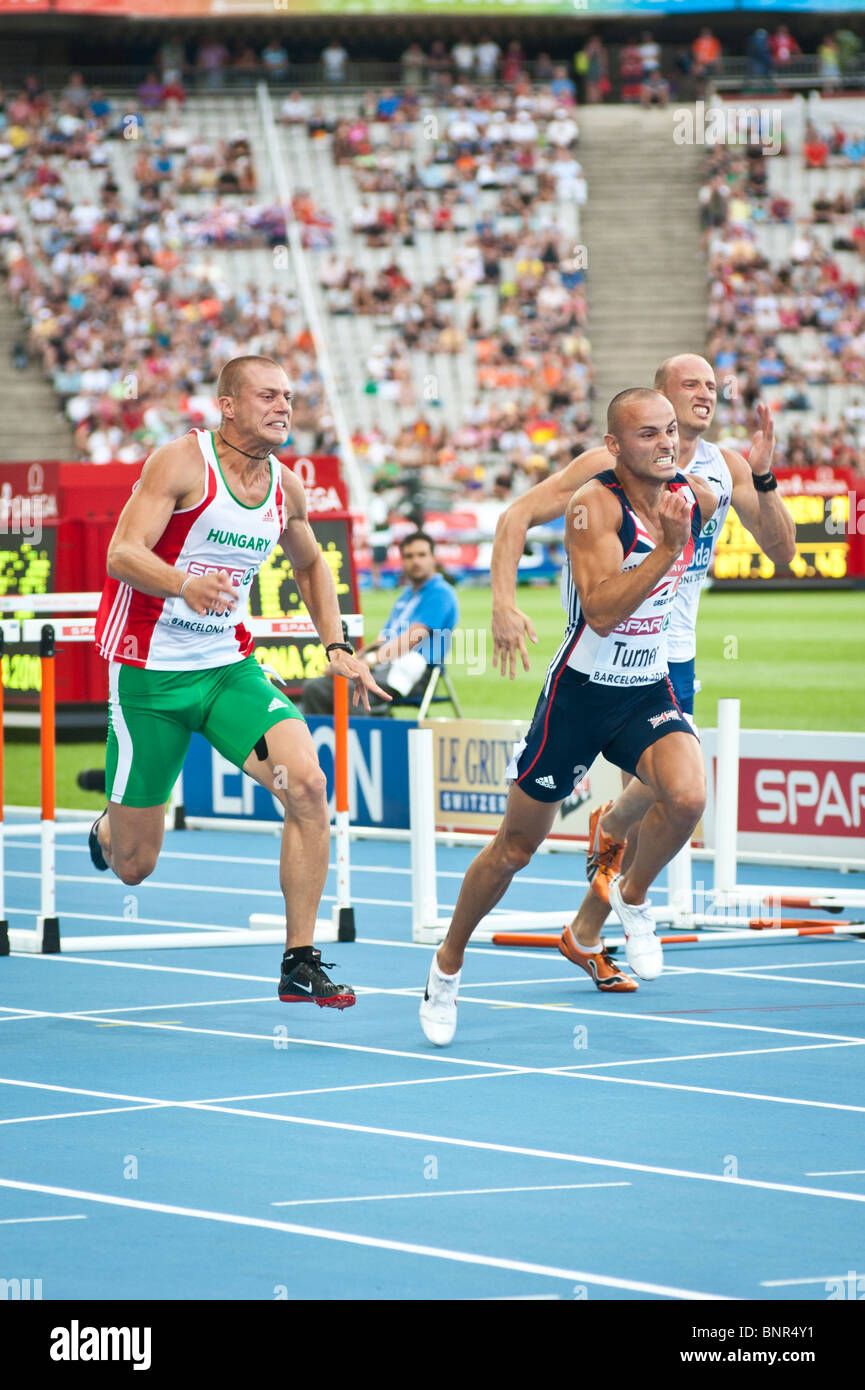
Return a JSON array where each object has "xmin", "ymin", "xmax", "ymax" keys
[
  {"xmin": 268, "ymin": 697, "xmax": 284, "ymax": 713},
  {"xmin": 535, "ymin": 774, "xmax": 557, "ymax": 790}
]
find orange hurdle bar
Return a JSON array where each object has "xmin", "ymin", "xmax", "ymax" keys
[
  {"xmin": 0, "ymin": 628, "xmax": 6, "ymax": 955},
  {"xmin": 493, "ymin": 922, "xmax": 865, "ymax": 949},
  {"xmin": 38, "ymin": 625, "xmax": 60, "ymax": 953},
  {"xmin": 332, "ymin": 670, "xmax": 355, "ymax": 942}
]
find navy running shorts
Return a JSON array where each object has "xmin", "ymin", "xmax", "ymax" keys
[
  {"xmin": 508, "ymin": 667, "xmax": 698, "ymax": 804},
  {"xmin": 668, "ymin": 657, "xmax": 698, "ymax": 715}
]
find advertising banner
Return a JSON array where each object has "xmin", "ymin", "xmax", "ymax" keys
[
  {"xmin": 702, "ymin": 728, "xmax": 865, "ymax": 865},
  {"xmin": 46, "ymin": 0, "xmax": 740, "ymax": 14},
  {"xmin": 419, "ymin": 716, "xmax": 622, "ymax": 838},
  {"xmin": 180, "ymin": 715, "xmax": 864, "ymax": 864},
  {"xmin": 181, "ymin": 714, "xmax": 415, "ymax": 829}
]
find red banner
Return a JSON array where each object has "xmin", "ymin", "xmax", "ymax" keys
[
  {"xmin": 284, "ymin": 454, "xmax": 348, "ymax": 514},
  {"xmin": 738, "ymin": 758, "xmax": 865, "ymax": 841},
  {"xmin": 0, "ymin": 453, "xmax": 351, "ymax": 710}
]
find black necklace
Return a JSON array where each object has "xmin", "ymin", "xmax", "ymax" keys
[{"xmin": 217, "ymin": 430, "xmax": 271, "ymax": 462}]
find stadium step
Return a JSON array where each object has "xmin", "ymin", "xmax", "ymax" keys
[
  {"xmin": 577, "ymin": 106, "xmax": 707, "ymax": 413},
  {"xmin": 0, "ymin": 299, "xmax": 76, "ymax": 460}
]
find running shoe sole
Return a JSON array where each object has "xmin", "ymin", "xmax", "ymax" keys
[
  {"xmin": 89, "ymin": 811, "xmax": 109, "ymax": 872},
  {"xmin": 558, "ymin": 930, "xmax": 638, "ymax": 992},
  {"xmin": 279, "ymin": 991, "xmax": 356, "ymax": 1009}
]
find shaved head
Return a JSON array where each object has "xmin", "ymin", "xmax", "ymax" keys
[
  {"xmin": 654, "ymin": 354, "xmax": 715, "ymax": 393},
  {"xmin": 216, "ymin": 355, "xmax": 284, "ymax": 402},
  {"xmin": 652, "ymin": 354, "xmax": 717, "ymax": 442},
  {"xmin": 604, "ymin": 388, "xmax": 678, "ymax": 484},
  {"xmin": 607, "ymin": 387, "xmax": 669, "ymax": 438},
  {"xmin": 216, "ymin": 355, "xmax": 293, "ymax": 454}
]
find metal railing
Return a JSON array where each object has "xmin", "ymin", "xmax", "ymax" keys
[{"xmin": 255, "ymin": 80, "xmax": 370, "ymax": 516}]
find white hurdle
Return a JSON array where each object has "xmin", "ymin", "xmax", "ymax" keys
[
  {"xmin": 408, "ymin": 703, "xmax": 865, "ymax": 948},
  {"xmin": 1, "ymin": 598, "xmax": 362, "ymax": 954}
]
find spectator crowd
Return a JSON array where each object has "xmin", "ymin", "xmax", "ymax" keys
[
  {"xmin": 700, "ymin": 115, "xmax": 865, "ymax": 472},
  {"xmin": 2, "ymin": 34, "xmax": 865, "ymax": 499},
  {"xmin": 0, "ymin": 75, "xmax": 338, "ymax": 463}
]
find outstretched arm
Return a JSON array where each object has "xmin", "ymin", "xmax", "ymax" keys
[
  {"xmin": 280, "ymin": 471, "xmax": 391, "ymax": 710},
  {"xmin": 721, "ymin": 404, "xmax": 796, "ymax": 565}
]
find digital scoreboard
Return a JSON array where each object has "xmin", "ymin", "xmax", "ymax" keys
[
  {"xmin": 249, "ymin": 515, "xmax": 359, "ymax": 691},
  {"xmin": 710, "ymin": 469, "xmax": 863, "ymax": 589},
  {"xmin": 712, "ymin": 495, "xmax": 850, "ymax": 585},
  {"xmin": 0, "ymin": 529, "xmax": 56, "ymax": 697}
]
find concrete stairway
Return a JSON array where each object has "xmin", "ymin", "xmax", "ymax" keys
[
  {"xmin": 577, "ymin": 105, "xmax": 707, "ymax": 425},
  {"xmin": 0, "ymin": 296, "xmax": 76, "ymax": 460}
]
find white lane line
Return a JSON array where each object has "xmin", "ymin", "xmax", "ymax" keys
[
  {"xmin": 454, "ymin": 994, "xmax": 865, "ymax": 1044},
  {"xmin": 64, "ymin": 980, "xmax": 576, "ymax": 1013},
  {"xmin": 6, "ymin": 872, "xmax": 417, "ymax": 910},
  {"xmin": 805, "ymin": 1169, "xmax": 865, "ymax": 1177},
  {"xmin": 664, "ymin": 969, "xmax": 865, "ymax": 991},
  {"xmin": 0, "ymin": 981, "xmax": 568, "ymax": 1023},
  {"xmin": 559, "ymin": 1040, "xmax": 865, "ymax": 1071},
  {"xmin": 6, "ymin": 871, "xmax": 284, "ymax": 898},
  {"xmin": 707, "ymin": 958, "xmax": 865, "ymax": 974},
  {"xmin": 8, "ymin": 1002, "xmax": 865, "ymax": 1069},
  {"xmin": 0, "ymin": 1011, "xmax": 533, "ymax": 1076},
  {"xmin": 0, "ymin": 1076, "xmax": 201, "ymax": 1105},
  {"xmin": 68, "ymin": 997, "xmax": 276, "ymax": 1016},
  {"xmin": 6, "ymin": 1005, "xmax": 865, "ymax": 1113},
  {"xmin": 199, "ymin": 1072, "xmax": 524, "ymax": 1102},
  {"xmin": 0, "ymin": 1104, "xmax": 168, "ymax": 1127},
  {"xmin": 271, "ymin": 1182, "xmax": 631, "ymax": 1207},
  {"xmin": 564, "ymin": 1071, "xmax": 865, "ymax": 1114},
  {"xmin": 6, "ymin": 910, "xmax": 245, "ymax": 934},
  {"xmin": 45, "ymin": 843, "xmax": 590, "ymax": 888},
  {"xmin": 6, "ymin": 958, "xmax": 283, "ymax": 982},
  {"xmin": 0, "ymin": 1214, "xmax": 87, "ymax": 1225},
  {"xmin": 2, "ymin": 1075, "xmax": 863, "ymax": 1206},
  {"xmin": 170, "ymin": 1105, "xmax": 865, "ymax": 1206},
  {"xmin": 13, "ymin": 939, "xmax": 560, "ymax": 964},
  {"xmin": 15, "ymin": 951, "xmax": 865, "ymax": 1044},
  {"xmin": 760, "ymin": 1276, "xmax": 845, "ymax": 1288},
  {"xmin": 0, "ymin": 1177, "xmax": 729, "ymax": 1301}
]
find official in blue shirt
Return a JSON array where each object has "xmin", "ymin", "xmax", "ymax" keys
[{"xmin": 301, "ymin": 531, "xmax": 460, "ymax": 716}]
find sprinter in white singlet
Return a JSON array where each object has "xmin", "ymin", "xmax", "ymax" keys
[
  {"xmin": 90, "ymin": 356, "xmax": 390, "ymax": 1010},
  {"xmin": 419, "ymin": 390, "xmax": 721, "ymax": 1046},
  {"xmin": 484, "ymin": 353, "xmax": 795, "ymax": 994}
]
